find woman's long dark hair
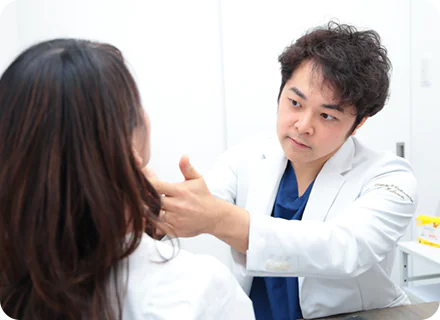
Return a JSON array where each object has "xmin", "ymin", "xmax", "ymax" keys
[{"xmin": 0, "ymin": 39, "xmax": 162, "ymax": 319}]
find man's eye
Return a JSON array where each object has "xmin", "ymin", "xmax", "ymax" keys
[
  {"xmin": 291, "ymin": 99, "xmax": 301, "ymax": 107},
  {"xmin": 321, "ymin": 113, "xmax": 336, "ymax": 121}
]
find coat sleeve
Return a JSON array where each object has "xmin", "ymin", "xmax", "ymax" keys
[
  {"xmin": 204, "ymin": 142, "xmax": 243, "ymax": 204},
  {"xmin": 204, "ymin": 140, "xmax": 252, "ymax": 284},
  {"xmin": 204, "ymin": 135, "xmax": 263, "ymax": 203},
  {"xmin": 245, "ymin": 157, "xmax": 418, "ymax": 279}
]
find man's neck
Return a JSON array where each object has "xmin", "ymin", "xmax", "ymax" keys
[{"xmin": 290, "ymin": 159, "xmax": 326, "ymax": 197}]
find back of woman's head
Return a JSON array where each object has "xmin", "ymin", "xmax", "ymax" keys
[{"xmin": 0, "ymin": 39, "xmax": 161, "ymax": 319}]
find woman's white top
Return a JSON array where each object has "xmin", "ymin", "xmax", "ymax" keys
[{"xmin": 113, "ymin": 233, "xmax": 255, "ymax": 320}]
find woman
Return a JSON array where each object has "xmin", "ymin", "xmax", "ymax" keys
[{"xmin": 0, "ymin": 39, "xmax": 254, "ymax": 320}]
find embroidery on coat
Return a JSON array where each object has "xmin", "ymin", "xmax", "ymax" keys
[{"xmin": 374, "ymin": 183, "xmax": 414, "ymax": 203}]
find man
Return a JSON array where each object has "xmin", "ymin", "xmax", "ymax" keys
[{"xmin": 150, "ymin": 21, "xmax": 418, "ymax": 319}]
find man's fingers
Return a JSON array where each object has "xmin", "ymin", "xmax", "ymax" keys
[
  {"xmin": 155, "ymin": 208, "xmax": 179, "ymax": 238},
  {"xmin": 142, "ymin": 166, "xmax": 158, "ymax": 180},
  {"xmin": 179, "ymin": 155, "xmax": 201, "ymax": 180},
  {"xmin": 149, "ymin": 179, "xmax": 179, "ymax": 197}
]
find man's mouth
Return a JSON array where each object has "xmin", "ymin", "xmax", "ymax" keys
[{"xmin": 289, "ymin": 137, "xmax": 310, "ymax": 148}]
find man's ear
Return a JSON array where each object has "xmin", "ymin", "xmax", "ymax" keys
[{"xmin": 351, "ymin": 116, "xmax": 369, "ymax": 136}]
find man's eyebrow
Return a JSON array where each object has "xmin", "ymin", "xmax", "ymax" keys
[
  {"xmin": 289, "ymin": 86, "xmax": 345, "ymax": 113},
  {"xmin": 322, "ymin": 104, "xmax": 345, "ymax": 113},
  {"xmin": 289, "ymin": 87, "xmax": 307, "ymax": 100}
]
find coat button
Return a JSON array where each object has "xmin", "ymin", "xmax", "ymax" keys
[{"xmin": 265, "ymin": 260, "xmax": 290, "ymax": 271}]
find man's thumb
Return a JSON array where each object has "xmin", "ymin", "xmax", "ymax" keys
[
  {"xmin": 142, "ymin": 166, "xmax": 158, "ymax": 180},
  {"xmin": 179, "ymin": 155, "xmax": 201, "ymax": 180}
]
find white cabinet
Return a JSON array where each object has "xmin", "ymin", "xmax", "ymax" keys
[{"xmin": 398, "ymin": 241, "xmax": 440, "ymax": 303}]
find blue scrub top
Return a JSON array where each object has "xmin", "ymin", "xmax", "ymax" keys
[{"xmin": 250, "ymin": 162, "xmax": 315, "ymax": 320}]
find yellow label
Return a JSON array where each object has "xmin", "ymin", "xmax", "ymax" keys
[
  {"xmin": 416, "ymin": 215, "xmax": 440, "ymax": 226},
  {"xmin": 418, "ymin": 237, "xmax": 440, "ymax": 248}
]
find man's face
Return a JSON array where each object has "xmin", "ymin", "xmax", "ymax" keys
[{"xmin": 277, "ymin": 60, "xmax": 361, "ymax": 168}]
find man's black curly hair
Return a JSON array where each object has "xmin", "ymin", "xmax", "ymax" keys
[{"xmin": 278, "ymin": 21, "xmax": 392, "ymax": 132}]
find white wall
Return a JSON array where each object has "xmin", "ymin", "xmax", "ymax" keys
[
  {"xmin": 221, "ymin": 0, "xmax": 411, "ymax": 157},
  {"xmin": 409, "ymin": 0, "xmax": 440, "ymax": 283},
  {"xmin": 9, "ymin": 0, "xmax": 232, "ymax": 266},
  {"xmin": 0, "ymin": 0, "xmax": 18, "ymax": 73},
  {"xmin": 15, "ymin": 0, "xmax": 227, "ymax": 178},
  {"xmin": 1, "ymin": 0, "xmax": 439, "ymax": 289},
  {"xmin": 220, "ymin": 0, "xmax": 412, "ymax": 284},
  {"xmin": 411, "ymin": 0, "xmax": 440, "ymax": 227}
]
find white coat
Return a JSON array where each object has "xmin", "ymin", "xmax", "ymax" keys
[
  {"xmin": 205, "ymin": 135, "xmax": 418, "ymax": 319},
  {"xmin": 112, "ymin": 233, "xmax": 255, "ymax": 319}
]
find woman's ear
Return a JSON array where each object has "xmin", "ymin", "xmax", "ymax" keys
[{"xmin": 132, "ymin": 148, "xmax": 144, "ymax": 168}]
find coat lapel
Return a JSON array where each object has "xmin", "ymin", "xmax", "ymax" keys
[
  {"xmin": 245, "ymin": 137, "xmax": 355, "ymax": 221},
  {"xmin": 245, "ymin": 140, "xmax": 287, "ymax": 217},
  {"xmin": 302, "ymin": 137, "xmax": 355, "ymax": 222}
]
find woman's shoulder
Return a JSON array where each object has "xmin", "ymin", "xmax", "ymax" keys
[
  {"xmin": 128, "ymin": 233, "xmax": 229, "ymax": 275},
  {"xmin": 120, "ymin": 234, "xmax": 246, "ymax": 318}
]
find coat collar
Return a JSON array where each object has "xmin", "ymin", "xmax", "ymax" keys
[
  {"xmin": 245, "ymin": 137, "xmax": 355, "ymax": 221},
  {"xmin": 302, "ymin": 137, "xmax": 355, "ymax": 221}
]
